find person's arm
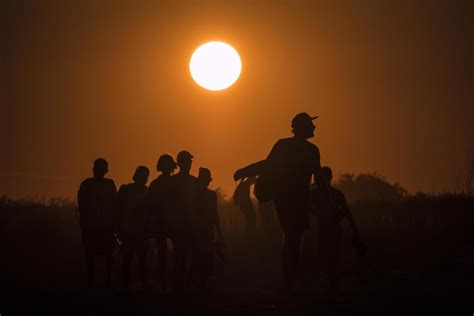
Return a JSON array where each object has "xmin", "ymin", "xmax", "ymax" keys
[
  {"xmin": 212, "ymin": 192, "xmax": 223, "ymax": 241},
  {"xmin": 234, "ymin": 140, "xmax": 283, "ymax": 181},
  {"xmin": 143, "ymin": 183, "xmax": 155, "ymax": 220},
  {"xmin": 77, "ymin": 181, "xmax": 85, "ymax": 214},
  {"xmin": 110, "ymin": 180, "xmax": 119, "ymax": 234},
  {"xmin": 340, "ymin": 192, "xmax": 360, "ymax": 240},
  {"xmin": 117, "ymin": 185, "xmax": 126, "ymax": 221},
  {"xmin": 233, "ymin": 160, "xmax": 266, "ymax": 181},
  {"xmin": 340, "ymin": 191, "xmax": 367, "ymax": 256}
]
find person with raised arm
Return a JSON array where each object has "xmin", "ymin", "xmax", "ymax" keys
[{"xmin": 234, "ymin": 113, "xmax": 333, "ymax": 293}]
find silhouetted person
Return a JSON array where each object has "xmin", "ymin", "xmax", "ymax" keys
[
  {"xmin": 169, "ymin": 150, "xmax": 198, "ymax": 291},
  {"xmin": 234, "ymin": 112, "xmax": 332, "ymax": 293},
  {"xmin": 191, "ymin": 167, "xmax": 224, "ymax": 291},
  {"xmin": 77, "ymin": 158, "xmax": 117, "ymax": 287},
  {"xmin": 146, "ymin": 154, "xmax": 177, "ymax": 291},
  {"xmin": 232, "ymin": 176, "xmax": 257, "ymax": 232},
  {"xmin": 118, "ymin": 166, "xmax": 149, "ymax": 289},
  {"xmin": 312, "ymin": 166, "xmax": 365, "ymax": 295}
]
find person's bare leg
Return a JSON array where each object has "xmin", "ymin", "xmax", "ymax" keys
[
  {"xmin": 105, "ymin": 251, "xmax": 113, "ymax": 288},
  {"xmin": 85, "ymin": 250, "xmax": 95, "ymax": 288},
  {"xmin": 173, "ymin": 237, "xmax": 185, "ymax": 291},
  {"xmin": 157, "ymin": 236, "xmax": 168, "ymax": 291},
  {"xmin": 328, "ymin": 227, "xmax": 342, "ymax": 296},
  {"xmin": 292, "ymin": 232, "xmax": 303, "ymax": 289},
  {"xmin": 137, "ymin": 239, "xmax": 148, "ymax": 289},
  {"xmin": 174, "ymin": 235, "xmax": 191, "ymax": 292},
  {"xmin": 281, "ymin": 232, "xmax": 292, "ymax": 291},
  {"xmin": 281, "ymin": 231, "xmax": 303, "ymax": 293},
  {"xmin": 122, "ymin": 242, "xmax": 133, "ymax": 289}
]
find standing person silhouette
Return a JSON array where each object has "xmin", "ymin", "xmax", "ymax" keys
[
  {"xmin": 191, "ymin": 167, "xmax": 224, "ymax": 291},
  {"xmin": 117, "ymin": 166, "xmax": 149, "ymax": 289},
  {"xmin": 312, "ymin": 166, "xmax": 365, "ymax": 295},
  {"xmin": 77, "ymin": 158, "xmax": 117, "ymax": 288},
  {"xmin": 146, "ymin": 154, "xmax": 177, "ymax": 291},
  {"xmin": 232, "ymin": 176, "xmax": 257, "ymax": 232},
  {"xmin": 234, "ymin": 112, "xmax": 332, "ymax": 293},
  {"xmin": 169, "ymin": 150, "xmax": 198, "ymax": 291}
]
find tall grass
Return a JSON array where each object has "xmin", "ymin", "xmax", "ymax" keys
[{"xmin": 1, "ymin": 193, "xmax": 473, "ymax": 291}]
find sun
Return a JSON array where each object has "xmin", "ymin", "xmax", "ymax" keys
[{"xmin": 189, "ymin": 41, "xmax": 242, "ymax": 91}]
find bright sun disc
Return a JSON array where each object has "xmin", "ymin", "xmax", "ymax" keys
[{"xmin": 190, "ymin": 41, "xmax": 241, "ymax": 91}]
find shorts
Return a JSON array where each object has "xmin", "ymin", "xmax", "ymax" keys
[{"xmin": 274, "ymin": 196, "xmax": 310, "ymax": 233}]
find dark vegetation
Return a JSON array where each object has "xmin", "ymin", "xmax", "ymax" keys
[
  {"xmin": 335, "ymin": 172, "xmax": 407, "ymax": 203},
  {"xmin": 1, "ymin": 175, "xmax": 473, "ymax": 315}
]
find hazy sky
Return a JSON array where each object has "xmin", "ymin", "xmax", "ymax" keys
[{"xmin": 2, "ymin": 1, "xmax": 473, "ymax": 198}]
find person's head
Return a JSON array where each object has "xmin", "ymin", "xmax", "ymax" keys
[
  {"xmin": 198, "ymin": 167, "xmax": 212, "ymax": 188},
  {"xmin": 132, "ymin": 166, "xmax": 149, "ymax": 185},
  {"xmin": 321, "ymin": 166, "xmax": 333, "ymax": 185},
  {"xmin": 291, "ymin": 112, "xmax": 317, "ymax": 139},
  {"xmin": 177, "ymin": 150, "xmax": 193, "ymax": 173},
  {"xmin": 93, "ymin": 158, "xmax": 108, "ymax": 179},
  {"xmin": 156, "ymin": 154, "xmax": 177, "ymax": 175}
]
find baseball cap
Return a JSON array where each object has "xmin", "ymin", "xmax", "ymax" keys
[{"xmin": 291, "ymin": 112, "xmax": 318, "ymax": 128}]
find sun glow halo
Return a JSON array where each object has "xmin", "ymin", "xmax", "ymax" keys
[{"xmin": 189, "ymin": 41, "xmax": 241, "ymax": 91}]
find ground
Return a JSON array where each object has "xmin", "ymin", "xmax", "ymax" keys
[
  {"xmin": 2, "ymin": 196, "xmax": 474, "ymax": 315},
  {"xmin": 2, "ymin": 227, "xmax": 473, "ymax": 315}
]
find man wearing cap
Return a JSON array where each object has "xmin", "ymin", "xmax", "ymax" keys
[
  {"xmin": 169, "ymin": 150, "xmax": 198, "ymax": 291},
  {"xmin": 234, "ymin": 112, "xmax": 330, "ymax": 292}
]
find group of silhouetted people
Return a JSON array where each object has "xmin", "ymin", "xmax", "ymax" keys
[
  {"xmin": 77, "ymin": 151, "xmax": 223, "ymax": 291},
  {"xmin": 77, "ymin": 112, "xmax": 365, "ymax": 295}
]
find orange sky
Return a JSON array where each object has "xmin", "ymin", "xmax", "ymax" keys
[{"xmin": 2, "ymin": 1, "xmax": 473, "ymax": 199}]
